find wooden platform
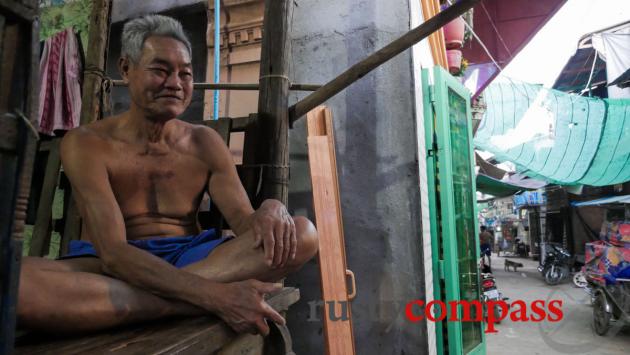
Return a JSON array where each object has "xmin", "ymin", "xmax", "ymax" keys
[{"xmin": 15, "ymin": 287, "xmax": 299, "ymax": 355}]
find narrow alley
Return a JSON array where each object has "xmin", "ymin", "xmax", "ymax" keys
[{"xmin": 487, "ymin": 254, "xmax": 630, "ymax": 355}]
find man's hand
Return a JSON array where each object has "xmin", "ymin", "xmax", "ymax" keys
[
  {"xmin": 248, "ymin": 199, "xmax": 296, "ymax": 268},
  {"xmin": 212, "ymin": 280, "xmax": 285, "ymax": 335}
]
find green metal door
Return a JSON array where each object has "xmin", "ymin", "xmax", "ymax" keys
[{"xmin": 423, "ymin": 66, "xmax": 485, "ymax": 355}]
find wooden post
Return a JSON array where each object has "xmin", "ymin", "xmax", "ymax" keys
[
  {"xmin": 243, "ymin": 0, "xmax": 293, "ymax": 205},
  {"xmin": 80, "ymin": 0, "xmax": 112, "ymax": 125},
  {"xmin": 288, "ymin": 0, "xmax": 480, "ymax": 123},
  {"xmin": 59, "ymin": 0, "xmax": 112, "ymax": 246},
  {"xmin": 0, "ymin": 4, "xmax": 39, "ymax": 352}
]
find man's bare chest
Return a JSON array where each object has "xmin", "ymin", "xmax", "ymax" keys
[{"xmin": 107, "ymin": 147, "xmax": 209, "ymax": 209}]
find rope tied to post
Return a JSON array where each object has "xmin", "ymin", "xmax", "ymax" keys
[
  {"xmin": 83, "ymin": 65, "xmax": 114, "ymax": 118},
  {"xmin": 240, "ymin": 163, "xmax": 290, "ymax": 197},
  {"xmin": 259, "ymin": 74, "xmax": 291, "ymax": 84}
]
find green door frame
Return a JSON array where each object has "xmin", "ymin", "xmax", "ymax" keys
[{"xmin": 422, "ymin": 66, "xmax": 486, "ymax": 355}]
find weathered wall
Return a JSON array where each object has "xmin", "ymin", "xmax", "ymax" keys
[
  {"xmin": 205, "ymin": 0, "xmax": 264, "ymax": 119},
  {"xmin": 285, "ymin": 0, "xmax": 429, "ymax": 353},
  {"xmin": 111, "ymin": 0, "xmax": 206, "ymax": 23},
  {"xmin": 106, "ymin": 3, "xmax": 207, "ymax": 122}
]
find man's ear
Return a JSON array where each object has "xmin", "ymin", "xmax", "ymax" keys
[{"xmin": 118, "ymin": 56, "xmax": 131, "ymax": 83}]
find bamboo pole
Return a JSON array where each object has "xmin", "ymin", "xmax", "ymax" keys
[
  {"xmin": 80, "ymin": 0, "xmax": 112, "ymax": 125},
  {"xmin": 111, "ymin": 80, "xmax": 320, "ymax": 91},
  {"xmin": 288, "ymin": 0, "xmax": 480, "ymax": 123},
  {"xmin": 242, "ymin": 0, "xmax": 293, "ymax": 205}
]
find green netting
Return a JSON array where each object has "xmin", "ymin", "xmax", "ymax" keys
[
  {"xmin": 474, "ymin": 82, "xmax": 630, "ymax": 186},
  {"xmin": 476, "ymin": 174, "xmax": 523, "ymax": 197}
]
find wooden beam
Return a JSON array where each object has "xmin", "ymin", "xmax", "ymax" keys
[
  {"xmin": 1, "ymin": 13, "xmax": 40, "ymax": 354},
  {"xmin": 307, "ymin": 106, "xmax": 355, "ymax": 355},
  {"xmin": 112, "ymin": 80, "xmax": 320, "ymax": 91},
  {"xmin": 288, "ymin": 0, "xmax": 480, "ymax": 123},
  {"xmin": 242, "ymin": 0, "xmax": 293, "ymax": 205},
  {"xmin": 29, "ymin": 140, "xmax": 61, "ymax": 257},
  {"xmin": 421, "ymin": 0, "xmax": 448, "ymax": 69},
  {"xmin": 80, "ymin": 0, "xmax": 112, "ymax": 125},
  {"xmin": 15, "ymin": 287, "xmax": 299, "ymax": 354}
]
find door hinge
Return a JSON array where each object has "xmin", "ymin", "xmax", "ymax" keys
[{"xmin": 429, "ymin": 86, "xmax": 436, "ymax": 103}]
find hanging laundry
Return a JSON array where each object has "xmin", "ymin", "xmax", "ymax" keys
[{"xmin": 38, "ymin": 28, "xmax": 82, "ymax": 136}]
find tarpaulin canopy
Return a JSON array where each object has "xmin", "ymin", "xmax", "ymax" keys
[
  {"xmin": 572, "ymin": 194, "xmax": 630, "ymax": 207},
  {"xmin": 476, "ymin": 174, "xmax": 523, "ymax": 197},
  {"xmin": 474, "ymin": 81, "xmax": 630, "ymax": 186}
]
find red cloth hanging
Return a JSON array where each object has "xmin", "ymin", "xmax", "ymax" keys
[{"xmin": 38, "ymin": 28, "xmax": 82, "ymax": 136}]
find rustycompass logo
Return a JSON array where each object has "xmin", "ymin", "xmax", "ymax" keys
[{"xmin": 404, "ymin": 299, "xmax": 564, "ymax": 333}]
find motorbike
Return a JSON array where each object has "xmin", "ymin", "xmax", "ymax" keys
[
  {"xmin": 537, "ymin": 243, "xmax": 572, "ymax": 285},
  {"xmin": 515, "ymin": 240, "xmax": 529, "ymax": 258},
  {"xmin": 479, "ymin": 259, "xmax": 506, "ymax": 322}
]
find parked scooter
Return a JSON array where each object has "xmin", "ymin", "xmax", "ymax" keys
[
  {"xmin": 479, "ymin": 259, "xmax": 506, "ymax": 322},
  {"xmin": 537, "ymin": 243, "xmax": 572, "ymax": 285},
  {"xmin": 515, "ymin": 239, "xmax": 529, "ymax": 258}
]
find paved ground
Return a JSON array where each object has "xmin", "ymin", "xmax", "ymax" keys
[{"xmin": 485, "ymin": 253, "xmax": 630, "ymax": 355}]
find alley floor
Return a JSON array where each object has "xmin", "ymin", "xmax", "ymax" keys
[{"xmin": 485, "ymin": 253, "xmax": 630, "ymax": 355}]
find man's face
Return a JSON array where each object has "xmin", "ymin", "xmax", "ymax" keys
[{"xmin": 121, "ymin": 36, "xmax": 193, "ymax": 121}]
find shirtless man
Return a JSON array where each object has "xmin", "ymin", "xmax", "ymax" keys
[{"xmin": 17, "ymin": 15, "xmax": 318, "ymax": 336}]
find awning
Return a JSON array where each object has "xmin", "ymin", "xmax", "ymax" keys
[
  {"xmin": 610, "ymin": 68, "xmax": 630, "ymax": 89},
  {"xmin": 461, "ymin": 0, "xmax": 566, "ymax": 97},
  {"xmin": 474, "ymin": 81, "xmax": 630, "ymax": 186},
  {"xmin": 572, "ymin": 195, "xmax": 630, "ymax": 207},
  {"xmin": 476, "ymin": 174, "xmax": 523, "ymax": 198}
]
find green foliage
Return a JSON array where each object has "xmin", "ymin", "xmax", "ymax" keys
[{"xmin": 40, "ymin": 0, "xmax": 91, "ymax": 49}]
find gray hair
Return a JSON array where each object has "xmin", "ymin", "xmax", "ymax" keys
[{"xmin": 121, "ymin": 14, "xmax": 192, "ymax": 63}]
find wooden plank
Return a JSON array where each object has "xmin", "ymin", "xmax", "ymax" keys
[
  {"xmin": 60, "ymin": 197, "xmax": 81, "ymax": 255},
  {"xmin": 231, "ymin": 114, "xmax": 257, "ymax": 132},
  {"xmin": 15, "ymin": 288, "xmax": 299, "ymax": 355},
  {"xmin": 289, "ymin": 0, "xmax": 481, "ymax": 123},
  {"xmin": 29, "ymin": 141, "xmax": 60, "ymax": 257},
  {"xmin": 215, "ymin": 117, "xmax": 233, "ymax": 144},
  {"xmin": 306, "ymin": 107, "xmax": 355, "ymax": 355},
  {"xmin": 0, "ymin": 21, "xmax": 17, "ymax": 111},
  {"xmin": 216, "ymin": 333, "xmax": 263, "ymax": 355},
  {"xmin": 200, "ymin": 115, "xmax": 256, "ymax": 133}
]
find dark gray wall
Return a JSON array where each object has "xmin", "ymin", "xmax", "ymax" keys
[
  {"xmin": 285, "ymin": 1, "xmax": 429, "ymax": 354},
  {"xmin": 105, "ymin": 4, "xmax": 207, "ymax": 123}
]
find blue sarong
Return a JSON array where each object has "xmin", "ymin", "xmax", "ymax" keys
[{"xmin": 61, "ymin": 229, "xmax": 232, "ymax": 268}]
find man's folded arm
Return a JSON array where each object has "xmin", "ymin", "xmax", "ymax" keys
[
  {"xmin": 198, "ymin": 126, "xmax": 255, "ymax": 236},
  {"xmin": 59, "ymin": 129, "xmax": 225, "ymax": 310}
]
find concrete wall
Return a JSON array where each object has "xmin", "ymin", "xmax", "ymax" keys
[
  {"xmin": 285, "ymin": 0, "xmax": 429, "ymax": 353},
  {"xmin": 106, "ymin": 3, "xmax": 208, "ymax": 122}
]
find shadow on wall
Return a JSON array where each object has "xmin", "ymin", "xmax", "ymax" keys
[{"xmin": 286, "ymin": 1, "xmax": 427, "ymax": 354}]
